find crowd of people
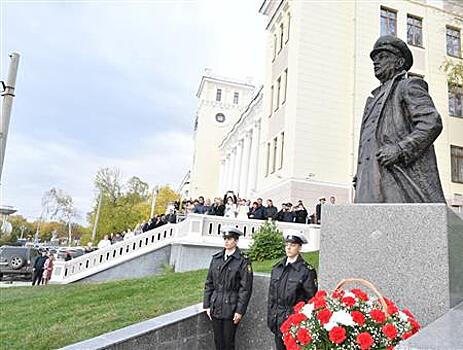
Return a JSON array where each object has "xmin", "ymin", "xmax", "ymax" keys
[
  {"xmin": 177, "ymin": 191, "xmax": 338, "ymax": 225},
  {"xmin": 96, "ymin": 211, "xmax": 178, "ymax": 249}
]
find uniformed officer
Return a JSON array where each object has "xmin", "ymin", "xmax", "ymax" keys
[
  {"xmin": 267, "ymin": 230, "xmax": 318, "ymax": 350},
  {"xmin": 203, "ymin": 226, "xmax": 253, "ymax": 350}
]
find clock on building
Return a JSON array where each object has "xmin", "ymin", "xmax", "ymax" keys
[{"xmin": 215, "ymin": 113, "xmax": 226, "ymax": 123}]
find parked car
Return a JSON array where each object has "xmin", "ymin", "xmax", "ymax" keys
[
  {"xmin": 0, "ymin": 246, "xmax": 40, "ymax": 281},
  {"xmin": 57, "ymin": 247, "xmax": 85, "ymax": 260}
]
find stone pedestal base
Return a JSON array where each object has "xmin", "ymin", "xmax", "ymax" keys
[{"xmin": 318, "ymin": 204, "xmax": 463, "ymax": 327}]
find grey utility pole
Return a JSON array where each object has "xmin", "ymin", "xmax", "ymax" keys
[
  {"xmin": 0, "ymin": 53, "xmax": 20, "ymax": 181},
  {"xmin": 91, "ymin": 191, "xmax": 103, "ymax": 243}
]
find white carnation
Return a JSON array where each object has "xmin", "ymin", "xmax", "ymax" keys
[
  {"xmin": 330, "ymin": 310, "xmax": 355, "ymax": 326},
  {"xmin": 323, "ymin": 321, "xmax": 337, "ymax": 331},
  {"xmin": 343, "ymin": 291, "xmax": 356, "ymax": 299},
  {"xmin": 398, "ymin": 311, "xmax": 408, "ymax": 321},
  {"xmin": 301, "ymin": 303, "xmax": 315, "ymax": 318}
]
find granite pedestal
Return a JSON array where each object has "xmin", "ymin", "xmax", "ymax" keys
[{"xmin": 319, "ymin": 204, "xmax": 463, "ymax": 327}]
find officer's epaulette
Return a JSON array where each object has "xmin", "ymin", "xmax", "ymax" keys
[
  {"xmin": 304, "ymin": 261, "xmax": 315, "ymax": 270},
  {"xmin": 272, "ymin": 257, "xmax": 286, "ymax": 268},
  {"xmin": 212, "ymin": 250, "xmax": 223, "ymax": 257}
]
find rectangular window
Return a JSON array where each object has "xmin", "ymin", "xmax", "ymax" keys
[
  {"xmin": 233, "ymin": 92, "xmax": 239, "ymax": 104},
  {"xmin": 447, "ymin": 26, "xmax": 461, "ymax": 57},
  {"xmin": 266, "ymin": 142, "xmax": 271, "ymax": 176},
  {"xmin": 449, "ymin": 84, "xmax": 463, "ymax": 117},
  {"xmin": 283, "ymin": 68, "xmax": 288, "ymax": 103},
  {"xmin": 381, "ymin": 7, "xmax": 397, "ymax": 36},
  {"xmin": 407, "ymin": 15, "xmax": 423, "ymax": 47},
  {"xmin": 269, "ymin": 85, "xmax": 274, "ymax": 116},
  {"xmin": 279, "ymin": 132, "xmax": 284, "ymax": 170},
  {"xmin": 216, "ymin": 88, "xmax": 222, "ymax": 102},
  {"xmin": 272, "ymin": 137, "xmax": 278, "ymax": 173},
  {"xmin": 279, "ymin": 23, "xmax": 284, "ymax": 52},
  {"xmin": 276, "ymin": 78, "xmax": 281, "ymax": 111},
  {"xmin": 286, "ymin": 13, "xmax": 290, "ymax": 43},
  {"xmin": 451, "ymin": 145, "xmax": 463, "ymax": 183}
]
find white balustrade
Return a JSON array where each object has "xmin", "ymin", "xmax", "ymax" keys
[{"xmin": 51, "ymin": 214, "xmax": 320, "ymax": 284}]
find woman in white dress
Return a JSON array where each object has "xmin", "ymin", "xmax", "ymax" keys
[
  {"xmin": 236, "ymin": 199, "xmax": 250, "ymax": 219},
  {"xmin": 224, "ymin": 196, "xmax": 238, "ymax": 218}
]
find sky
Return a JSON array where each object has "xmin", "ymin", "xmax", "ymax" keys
[{"xmin": 0, "ymin": 0, "xmax": 266, "ymax": 224}]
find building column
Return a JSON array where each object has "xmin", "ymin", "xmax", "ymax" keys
[
  {"xmin": 218, "ymin": 159, "xmax": 225, "ymax": 195},
  {"xmin": 227, "ymin": 148, "xmax": 236, "ymax": 192},
  {"xmin": 239, "ymin": 131, "xmax": 252, "ymax": 198},
  {"xmin": 232, "ymin": 140, "xmax": 244, "ymax": 194},
  {"xmin": 247, "ymin": 121, "xmax": 261, "ymax": 196}
]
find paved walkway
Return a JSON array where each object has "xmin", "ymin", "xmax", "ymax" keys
[{"xmin": 0, "ymin": 280, "xmax": 32, "ymax": 288}]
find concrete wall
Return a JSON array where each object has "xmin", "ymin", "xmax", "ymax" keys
[
  {"xmin": 170, "ymin": 244, "xmax": 220, "ymax": 272},
  {"xmin": 61, "ymin": 275, "xmax": 275, "ymax": 350},
  {"xmin": 79, "ymin": 246, "xmax": 171, "ymax": 283}
]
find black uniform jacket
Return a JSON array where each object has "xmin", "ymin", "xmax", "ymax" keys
[
  {"xmin": 267, "ymin": 255, "xmax": 318, "ymax": 334},
  {"xmin": 203, "ymin": 248, "xmax": 253, "ymax": 320}
]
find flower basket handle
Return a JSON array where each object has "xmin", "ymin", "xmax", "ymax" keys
[{"xmin": 334, "ymin": 278, "xmax": 389, "ymax": 316}]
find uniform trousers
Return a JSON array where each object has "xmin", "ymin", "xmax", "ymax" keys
[
  {"xmin": 32, "ymin": 269, "xmax": 43, "ymax": 286},
  {"xmin": 211, "ymin": 317, "xmax": 237, "ymax": 350},
  {"xmin": 275, "ymin": 332, "xmax": 285, "ymax": 350}
]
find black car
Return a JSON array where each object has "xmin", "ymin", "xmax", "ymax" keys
[{"xmin": 0, "ymin": 246, "xmax": 40, "ymax": 281}]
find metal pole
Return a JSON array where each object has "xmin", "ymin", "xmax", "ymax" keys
[
  {"xmin": 91, "ymin": 191, "xmax": 103, "ymax": 243},
  {"xmin": 0, "ymin": 53, "xmax": 20, "ymax": 181}
]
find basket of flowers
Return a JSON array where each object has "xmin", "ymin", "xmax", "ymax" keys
[{"xmin": 280, "ymin": 278, "xmax": 421, "ymax": 350}]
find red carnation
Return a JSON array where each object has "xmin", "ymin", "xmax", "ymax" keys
[
  {"xmin": 329, "ymin": 326, "xmax": 347, "ymax": 344},
  {"xmin": 356, "ymin": 332, "xmax": 374, "ymax": 350},
  {"xmin": 291, "ymin": 312, "xmax": 307, "ymax": 324},
  {"xmin": 402, "ymin": 309, "xmax": 415, "ymax": 319},
  {"xmin": 409, "ymin": 318, "xmax": 421, "ymax": 334},
  {"xmin": 402, "ymin": 331, "xmax": 414, "ymax": 340},
  {"xmin": 280, "ymin": 318, "xmax": 292, "ymax": 334},
  {"xmin": 311, "ymin": 297, "xmax": 327, "ymax": 309},
  {"xmin": 382, "ymin": 323, "xmax": 398, "ymax": 340},
  {"xmin": 370, "ymin": 309, "xmax": 386, "ymax": 323},
  {"xmin": 297, "ymin": 328, "xmax": 312, "ymax": 345},
  {"xmin": 342, "ymin": 296, "xmax": 356, "ymax": 307},
  {"xmin": 294, "ymin": 301, "xmax": 305, "ymax": 313},
  {"xmin": 317, "ymin": 309, "xmax": 332, "ymax": 325},
  {"xmin": 351, "ymin": 288, "xmax": 369, "ymax": 301},
  {"xmin": 284, "ymin": 333, "xmax": 300, "ymax": 350},
  {"xmin": 332, "ymin": 289, "xmax": 345, "ymax": 299},
  {"xmin": 384, "ymin": 298, "xmax": 399, "ymax": 314},
  {"xmin": 315, "ymin": 290, "xmax": 327, "ymax": 298},
  {"xmin": 351, "ymin": 310, "xmax": 366, "ymax": 326}
]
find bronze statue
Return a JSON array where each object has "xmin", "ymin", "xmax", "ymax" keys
[{"xmin": 354, "ymin": 36, "xmax": 445, "ymax": 203}]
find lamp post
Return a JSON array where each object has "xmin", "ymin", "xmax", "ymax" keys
[{"xmin": 0, "ymin": 53, "xmax": 20, "ymax": 181}]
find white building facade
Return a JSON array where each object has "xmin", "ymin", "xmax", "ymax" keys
[
  {"xmin": 189, "ymin": 71, "xmax": 255, "ymax": 199},
  {"xmin": 190, "ymin": 0, "xmax": 463, "ymax": 211}
]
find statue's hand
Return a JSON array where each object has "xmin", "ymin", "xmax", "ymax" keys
[{"xmin": 376, "ymin": 144, "xmax": 401, "ymax": 167}]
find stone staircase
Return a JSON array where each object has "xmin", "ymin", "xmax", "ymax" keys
[{"xmin": 51, "ymin": 215, "xmax": 320, "ymax": 284}]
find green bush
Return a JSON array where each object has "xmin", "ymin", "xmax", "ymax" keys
[{"xmin": 248, "ymin": 220, "xmax": 285, "ymax": 262}]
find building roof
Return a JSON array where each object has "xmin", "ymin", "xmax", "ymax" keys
[{"xmin": 196, "ymin": 75, "xmax": 255, "ymax": 98}]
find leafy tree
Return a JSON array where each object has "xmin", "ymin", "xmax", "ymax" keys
[
  {"xmin": 247, "ymin": 220, "xmax": 285, "ymax": 262},
  {"xmin": 39, "ymin": 188, "xmax": 78, "ymax": 244},
  {"xmin": 153, "ymin": 185, "xmax": 180, "ymax": 215},
  {"xmin": 95, "ymin": 167, "xmax": 123, "ymax": 203},
  {"xmin": 441, "ymin": 60, "xmax": 463, "ymax": 89},
  {"xmin": 127, "ymin": 176, "xmax": 149, "ymax": 200}
]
